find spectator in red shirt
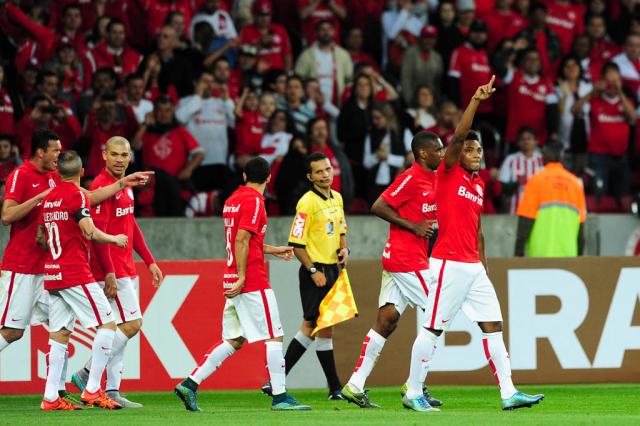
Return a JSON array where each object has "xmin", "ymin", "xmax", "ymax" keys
[
  {"xmin": 502, "ymin": 48, "xmax": 559, "ymax": 145},
  {"xmin": 298, "ymin": 0, "xmax": 347, "ymax": 46},
  {"xmin": 345, "ymin": 27, "xmax": 379, "ymax": 70},
  {"xmin": 84, "ymin": 18, "xmax": 142, "ymax": 85},
  {"xmin": 482, "ymin": 0, "xmax": 528, "ymax": 52},
  {"xmin": 543, "ymin": 0, "xmax": 584, "ymax": 55},
  {"xmin": 132, "ymin": 96, "xmax": 205, "ymax": 216},
  {"xmin": 0, "ymin": 134, "xmax": 20, "ymax": 182},
  {"xmin": 137, "ymin": 0, "xmax": 193, "ymax": 41},
  {"xmin": 76, "ymin": 67, "xmax": 120, "ymax": 125},
  {"xmin": 515, "ymin": 2, "xmax": 563, "ymax": 78},
  {"xmin": 55, "ymin": 3, "xmax": 87, "ymax": 56},
  {"xmin": 578, "ymin": 62, "xmax": 635, "ymax": 201},
  {"xmin": 425, "ymin": 100, "xmax": 459, "ymax": 146},
  {"xmin": 86, "ymin": 15, "xmax": 111, "ymax": 50},
  {"xmin": 586, "ymin": 15, "xmax": 620, "ymax": 82},
  {"xmin": 45, "ymin": 41, "xmax": 86, "ymax": 103},
  {"xmin": 448, "ymin": 20, "xmax": 493, "ymax": 114},
  {"xmin": 34, "ymin": 69, "xmax": 75, "ymax": 116},
  {"xmin": 240, "ymin": 0, "xmax": 293, "ymax": 73},
  {"xmin": 234, "ymin": 88, "xmax": 271, "ymax": 163},
  {"xmin": 83, "ymin": 92, "xmax": 139, "ymax": 177},
  {"xmin": 0, "ymin": 65, "xmax": 17, "ymax": 136},
  {"xmin": 211, "ymin": 57, "xmax": 239, "ymax": 100}
]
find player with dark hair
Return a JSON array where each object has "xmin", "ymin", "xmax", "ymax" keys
[
  {"xmin": 37, "ymin": 150, "xmax": 128, "ymax": 411},
  {"xmin": 262, "ymin": 152, "xmax": 349, "ymax": 400},
  {"xmin": 70, "ymin": 137, "xmax": 164, "ymax": 408},
  {"xmin": 174, "ymin": 157, "xmax": 311, "ymax": 412},
  {"xmin": 408, "ymin": 76, "xmax": 544, "ymax": 411},
  {"xmin": 341, "ymin": 131, "xmax": 444, "ymax": 410}
]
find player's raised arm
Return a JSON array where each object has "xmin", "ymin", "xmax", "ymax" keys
[
  {"xmin": 85, "ymin": 171, "xmax": 154, "ymax": 205},
  {"xmin": 371, "ymin": 196, "xmax": 433, "ymax": 239},
  {"xmin": 444, "ymin": 75, "xmax": 496, "ymax": 169}
]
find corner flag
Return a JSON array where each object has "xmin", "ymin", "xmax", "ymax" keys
[{"xmin": 312, "ymin": 269, "xmax": 358, "ymax": 336}]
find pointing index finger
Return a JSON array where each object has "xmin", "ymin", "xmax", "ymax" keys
[{"xmin": 488, "ymin": 74, "xmax": 495, "ymax": 89}]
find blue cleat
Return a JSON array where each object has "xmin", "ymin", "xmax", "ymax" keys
[
  {"xmin": 174, "ymin": 382, "xmax": 201, "ymax": 412},
  {"xmin": 502, "ymin": 391, "xmax": 544, "ymax": 410},
  {"xmin": 271, "ymin": 393, "xmax": 312, "ymax": 411},
  {"xmin": 71, "ymin": 370, "xmax": 87, "ymax": 393},
  {"xmin": 402, "ymin": 394, "xmax": 440, "ymax": 412}
]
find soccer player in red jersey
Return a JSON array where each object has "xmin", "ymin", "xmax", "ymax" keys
[
  {"xmin": 410, "ymin": 77, "xmax": 544, "ymax": 411},
  {"xmin": 70, "ymin": 137, "xmax": 164, "ymax": 408},
  {"xmin": 37, "ymin": 150, "xmax": 128, "ymax": 411},
  {"xmin": 174, "ymin": 157, "xmax": 311, "ymax": 412},
  {"xmin": 341, "ymin": 132, "xmax": 445, "ymax": 410}
]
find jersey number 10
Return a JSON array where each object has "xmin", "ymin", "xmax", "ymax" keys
[{"xmin": 44, "ymin": 222, "xmax": 63, "ymax": 260}]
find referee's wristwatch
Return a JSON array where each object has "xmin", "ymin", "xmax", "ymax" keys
[{"xmin": 309, "ymin": 266, "xmax": 318, "ymax": 275}]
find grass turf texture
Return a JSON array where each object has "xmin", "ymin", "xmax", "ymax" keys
[{"xmin": 1, "ymin": 384, "xmax": 638, "ymax": 425}]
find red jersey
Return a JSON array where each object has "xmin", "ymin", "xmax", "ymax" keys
[
  {"xmin": 311, "ymin": 144, "xmax": 341, "ymax": 193},
  {"xmin": 588, "ymin": 95, "xmax": 630, "ymax": 156},
  {"xmin": 222, "ymin": 185, "xmax": 270, "ymax": 294},
  {"xmin": 142, "ymin": 126, "xmax": 202, "ymax": 176},
  {"xmin": 235, "ymin": 111, "xmax": 267, "ymax": 156},
  {"xmin": 298, "ymin": 0, "xmax": 344, "ymax": 44},
  {"xmin": 589, "ymin": 39, "xmax": 620, "ymax": 82},
  {"xmin": 431, "ymin": 162, "xmax": 484, "ymax": 263},
  {"xmin": 42, "ymin": 182, "xmax": 94, "ymax": 290},
  {"xmin": 505, "ymin": 70, "xmax": 557, "ymax": 143},
  {"xmin": 239, "ymin": 23, "xmax": 292, "ymax": 71},
  {"xmin": 0, "ymin": 88, "xmax": 15, "ymax": 135},
  {"xmin": 1, "ymin": 162, "xmax": 58, "ymax": 274},
  {"xmin": 88, "ymin": 170, "xmax": 136, "ymax": 281},
  {"xmin": 449, "ymin": 44, "xmax": 493, "ymax": 113},
  {"xmin": 544, "ymin": 0, "xmax": 584, "ymax": 54},
  {"xmin": 425, "ymin": 125, "xmax": 455, "ymax": 146},
  {"xmin": 482, "ymin": 10, "xmax": 527, "ymax": 52},
  {"xmin": 380, "ymin": 162, "xmax": 436, "ymax": 272},
  {"xmin": 84, "ymin": 41, "xmax": 142, "ymax": 83}
]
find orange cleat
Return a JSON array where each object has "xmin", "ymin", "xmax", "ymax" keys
[
  {"xmin": 81, "ymin": 389, "xmax": 123, "ymax": 410},
  {"xmin": 41, "ymin": 397, "xmax": 84, "ymax": 411}
]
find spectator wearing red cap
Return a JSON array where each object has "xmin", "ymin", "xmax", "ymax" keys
[
  {"xmin": 84, "ymin": 19, "xmax": 142, "ymax": 84},
  {"xmin": 481, "ymin": 0, "xmax": 527, "ymax": 52},
  {"xmin": 298, "ymin": 0, "xmax": 347, "ymax": 46},
  {"xmin": 542, "ymin": 0, "xmax": 584, "ymax": 55},
  {"xmin": 400, "ymin": 25, "xmax": 443, "ymax": 105},
  {"xmin": 381, "ymin": 0, "xmax": 426, "ymax": 73},
  {"xmin": 502, "ymin": 48, "xmax": 559, "ymax": 145},
  {"xmin": 295, "ymin": 19, "xmax": 353, "ymax": 106},
  {"xmin": 448, "ymin": 20, "xmax": 493, "ymax": 114},
  {"xmin": 240, "ymin": 0, "xmax": 293, "ymax": 73}
]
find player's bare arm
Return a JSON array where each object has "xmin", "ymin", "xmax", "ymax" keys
[
  {"xmin": 35, "ymin": 224, "xmax": 47, "ymax": 250},
  {"xmin": 264, "ymin": 245, "xmax": 294, "ymax": 261},
  {"xmin": 78, "ymin": 217, "xmax": 128, "ymax": 248},
  {"xmin": 444, "ymin": 75, "xmax": 496, "ymax": 169},
  {"xmin": 478, "ymin": 218, "xmax": 488, "ymax": 273},
  {"xmin": 371, "ymin": 196, "xmax": 434, "ymax": 239},
  {"xmin": 292, "ymin": 246, "xmax": 327, "ymax": 287},
  {"xmin": 132, "ymin": 221, "xmax": 164, "ymax": 287},
  {"xmin": 85, "ymin": 171, "xmax": 155, "ymax": 205},
  {"xmin": 1, "ymin": 188, "xmax": 52, "ymax": 226},
  {"xmin": 225, "ymin": 229, "xmax": 251, "ymax": 298}
]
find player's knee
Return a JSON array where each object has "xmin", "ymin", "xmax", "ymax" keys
[
  {"xmin": 99, "ymin": 321, "xmax": 117, "ymax": 331},
  {"xmin": 2, "ymin": 328, "xmax": 25, "ymax": 343},
  {"xmin": 120, "ymin": 319, "xmax": 141, "ymax": 338},
  {"xmin": 478, "ymin": 321, "xmax": 502, "ymax": 333},
  {"xmin": 376, "ymin": 308, "xmax": 400, "ymax": 336}
]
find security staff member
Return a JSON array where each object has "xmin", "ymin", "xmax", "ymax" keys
[{"xmin": 281, "ymin": 151, "xmax": 349, "ymax": 399}]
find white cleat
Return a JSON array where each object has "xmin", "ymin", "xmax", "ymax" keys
[{"xmin": 106, "ymin": 391, "xmax": 143, "ymax": 408}]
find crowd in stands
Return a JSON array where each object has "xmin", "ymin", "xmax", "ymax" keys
[{"xmin": 1, "ymin": 0, "xmax": 640, "ymax": 216}]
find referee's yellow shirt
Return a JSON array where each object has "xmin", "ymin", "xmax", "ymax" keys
[{"xmin": 288, "ymin": 188, "xmax": 347, "ymax": 264}]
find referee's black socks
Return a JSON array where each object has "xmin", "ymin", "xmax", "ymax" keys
[
  {"xmin": 316, "ymin": 337, "xmax": 341, "ymax": 392},
  {"xmin": 284, "ymin": 331, "xmax": 313, "ymax": 374}
]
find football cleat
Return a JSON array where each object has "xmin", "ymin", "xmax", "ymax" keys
[
  {"xmin": 71, "ymin": 369, "xmax": 88, "ymax": 393},
  {"xmin": 260, "ymin": 380, "xmax": 273, "ymax": 397},
  {"xmin": 81, "ymin": 389, "xmax": 122, "ymax": 410},
  {"xmin": 502, "ymin": 391, "xmax": 545, "ymax": 410},
  {"xmin": 402, "ymin": 394, "xmax": 440, "ymax": 412},
  {"xmin": 271, "ymin": 393, "xmax": 312, "ymax": 411},
  {"xmin": 400, "ymin": 383, "xmax": 444, "ymax": 407},
  {"xmin": 341, "ymin": 384, "xmax": 380, "ymax": 408},
  {"xmin": 41, "ymin": 397, "xmax": 83, "ymax": 411},
  {"xmin": 106, "ymin": 390, "xmax": 144, "ymax": 408},
  {"xmin": 174, "ymin": 382, "xmax": 201, "ymax": 412},
  {"xmin": 58, "ymin": 390, "xmax": 84, "ymax": 406},
  {"xmin": 328, "ymin": 390, "xmax": 346, "ymax": 401}
]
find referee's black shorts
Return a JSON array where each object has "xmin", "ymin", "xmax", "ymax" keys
[{"xmin": 299, "ymin": 262, "xmax": 340, "ymax": 322}]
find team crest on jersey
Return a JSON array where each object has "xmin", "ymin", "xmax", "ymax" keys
[
  {"xmin": 127, "ymin": 187, "xmax": 134, "ymax": 200},
  {"xmin": 291, "ymin": 213, "xmax": 307, "ymax": 239},
  {"xmin": 48, "ymin": 178, "xmax": 56, "ymax": 188},
  {"xmin": 476, "ymin": 184, "xmax": 483, "ymax": 197}
]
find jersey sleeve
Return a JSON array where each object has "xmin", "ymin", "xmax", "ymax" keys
[
  {"xmin": 71, "ymin": 190, "xmax": 91, "ymax": 222},
  {"xmin": 4, "ymin": 168, "xmax": 26, "ymax": 203},
  {"xmin": 288, "ymin": 195, "xmax": 312, "ymax": 247},
  {"xmin": 237, "ymin": 195, "xmax": 262, "ymax": 234},
  {"xmin": 90, "ymin": 185, "xmax": 112, "ymax": 225},
  {"xmin": 381, "ymin": 171, "xmax": 415, "ymax": 209},
  {"xmin": 181, "ymin": 127, "xmax": 203, "ymax": 153},
  {"xmin": 515, "ymin": 176, "xmax": 540, "ymax": 219}
]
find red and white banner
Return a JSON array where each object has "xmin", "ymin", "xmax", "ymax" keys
[{"xmin": 0, "ymin": 261, "xmax": 268, "ymax": 394}]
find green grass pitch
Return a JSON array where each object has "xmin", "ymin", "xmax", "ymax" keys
[{"xmin": 1, "ymin": 384, "xmax": 639, "ymax": 425}]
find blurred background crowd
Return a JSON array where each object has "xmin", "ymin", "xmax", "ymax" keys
[{"xmin": 1, "ymin": 0, "xmax": 640, "ymax": 217}]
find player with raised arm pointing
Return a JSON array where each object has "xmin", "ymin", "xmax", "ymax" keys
[{"xmin": 405, "ymin": 76, "xmax": 544, "ymax": 411}]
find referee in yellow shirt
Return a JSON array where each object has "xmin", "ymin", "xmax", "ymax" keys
[{"xmin": 263, "ymin": 152, "xmax": 348, "ymax": 400}]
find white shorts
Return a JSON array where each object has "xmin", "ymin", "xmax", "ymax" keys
[
  {"xmin": 423, "ymin": 258, "xmax": 503, "ymax": 331},
  {"xmin": 378, "ymin": 269, "xmax": 433, "ymax": 315},
  {"xmin": 222, "ymin": 288, "xmax": 283, "ymax": 343},
  {"xmin": 98, "ymin": 277, "xmax": 142, "ymax": 324},
  {"xmin": 0, "ymin": 271, "xmax": 49, "ymax": 329},
  {"xmin": 48, "ymin": 283, "xmax": 115, "ymax": 332}
]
